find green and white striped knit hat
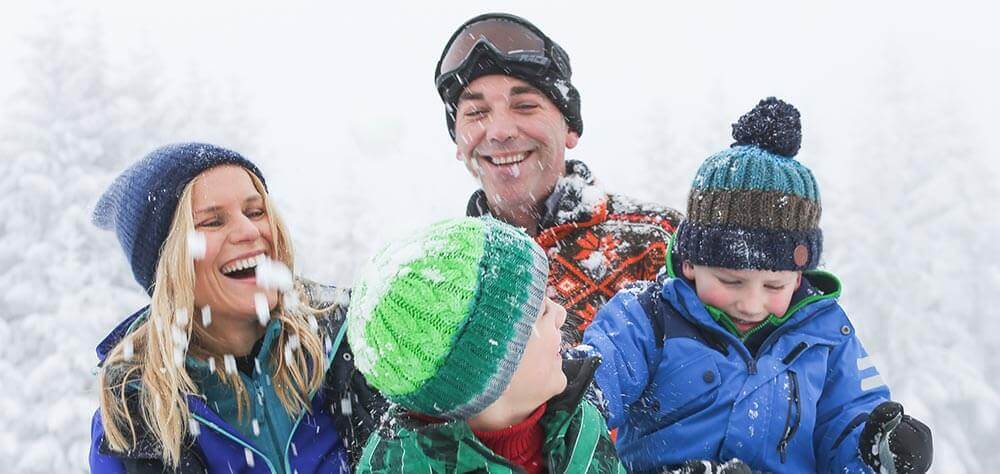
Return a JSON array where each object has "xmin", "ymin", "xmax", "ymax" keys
[{"xmin": 346, "ymin": 217, "xmax": 549, "ymax": 419}]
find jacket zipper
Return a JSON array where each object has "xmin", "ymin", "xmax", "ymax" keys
[
  {"xmin": 252, "ymin": 377, "xmax": 286, "ymax": 473},
  {"xmin": 283, "ymin": 322, "xmax": 346, "ymax": 473},
  {"xmin": 777, "ymin": 371, "xmax": 801, "ymax": 463},
  {"xmin": 190, "ymin": 412, "xmax": 278, "ymax": 473}
]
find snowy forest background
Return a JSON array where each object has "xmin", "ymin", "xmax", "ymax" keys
[{"xmin": 1, "ymin": 1, "xmax": 997, "ymax": 472}]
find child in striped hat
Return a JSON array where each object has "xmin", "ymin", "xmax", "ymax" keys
[
  {"xmin": 346, "ymin": 217, "xmax": 623, "ymax": 473},
  {"xmin": 584, "ymin": 98, "xmax": 933, "ymax": 473}
]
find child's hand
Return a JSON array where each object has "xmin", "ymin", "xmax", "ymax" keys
[{"xmin": 859, "ymin": 401, "xmax": 933, "ymax": 473}]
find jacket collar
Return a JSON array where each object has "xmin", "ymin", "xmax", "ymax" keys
[
  {"xmin": 663, "ymin": 238, "xmax": 843, "ymax": 337},
  {"xmin": 96, "ymin": 305, "xmax": 149, "ymax": 362},
  {"xmin": 549, "ymin": 352, "xmax": 601, "ymax": 415},
  {"xmin": 390, "ymin": 354, "xmax": 601, "ymax": 436},
  {"xmin": 465, "ymin": 160, "xmax": 608, "ymax": 233},
  {"xmin": 185, "ymin": 318, "xmax": 283, "ymax": 382}
]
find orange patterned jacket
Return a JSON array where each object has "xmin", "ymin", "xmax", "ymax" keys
[{"xmin": 466, "ymin": 160, "xmax": 683, "ymax": 343}]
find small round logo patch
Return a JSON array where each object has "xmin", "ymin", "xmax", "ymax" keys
[{"xmin": 793, "ymin": 244, "xmax": 809, "ymax": 268}]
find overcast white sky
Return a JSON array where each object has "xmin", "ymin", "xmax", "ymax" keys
[{"xmin": 3, "ymin": 1, "xmax": 997, "ymax": 166}]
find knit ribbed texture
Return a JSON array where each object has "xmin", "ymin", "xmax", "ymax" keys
[
  {"xmin": 675, "ymin": 98, "xmax": 823, "ymax": 271},
  {"xmin": 473, "ymin": 402, "xmax": 547, "ymax": 474},
  {"xmin": 92, "ymin": 143, "xmax": 266, "ymax": 294},
  {"xmin": 347, "ymin": 217, "xmax": 549, "ymax": 419}
]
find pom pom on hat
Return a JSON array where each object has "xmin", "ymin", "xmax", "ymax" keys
[{"xmin": 732, "ymin": 97, "xmax": 802, "ymax": 158}]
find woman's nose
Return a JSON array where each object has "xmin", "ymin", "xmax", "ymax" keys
[{"xmin": 229, "ymin": 214, "xmax": 261, "ymax": 243}]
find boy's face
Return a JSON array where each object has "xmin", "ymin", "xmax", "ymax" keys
[
  {"xmin": 681, "ymin": 262, "xmax": 801, "ymax": 333},
  {"xmin": 502, "ymin": 297, "xmax": 569, "ymax": 406}
]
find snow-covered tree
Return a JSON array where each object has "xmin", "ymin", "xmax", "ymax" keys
[
  {"xmin": 0, "ymin": 4, "xmax": 257, "ymax": 471},
  {"xmin": 828, "ymin": 52, "xmax": 1000, "ymax": 473}
]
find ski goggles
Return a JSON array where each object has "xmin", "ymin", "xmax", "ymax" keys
[{"xmin": 434, "ymin": 14, "xmax": 571, "ymax": 96}]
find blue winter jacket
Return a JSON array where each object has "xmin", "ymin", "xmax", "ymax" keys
[
  {"xmin": 89, "ymin": 282, "xmax": 385, "ymax": 473},
  {"xmin": 583, "ymin": 266, "xmax": 891, "ymax": 473}
]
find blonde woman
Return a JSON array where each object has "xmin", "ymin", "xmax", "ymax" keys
[{"xmin": 88, "ymin": 143, "xmax": 383, "ymax": 473}]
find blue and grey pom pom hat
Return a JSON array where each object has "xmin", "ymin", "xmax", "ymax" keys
[
  {"xmin": 674, "ymin": 97, "xmax": 822, "ymax": 271},
  {"xmin": 92, "ymin": 143, "xmax": 266, "ymax": 294}
]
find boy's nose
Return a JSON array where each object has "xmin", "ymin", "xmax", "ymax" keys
[
  {"xmin": 735, "ymin": 293, "xmax": 767, "ymax": 319},
  {"xmin": 553, "ymin": 302, "xmax": 567, "ymax": 328}
]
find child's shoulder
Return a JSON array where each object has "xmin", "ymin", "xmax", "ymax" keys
[{"xmin": 357, "ymin": 413, "xmax": 468, "ymax": 470}]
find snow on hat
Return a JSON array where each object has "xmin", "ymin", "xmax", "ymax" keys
[
  {"xmin": 674, "ymin": 97, "xmax": 823, "ymax": 271},
  {"xmin": 92, "ymin": 143, "xmax": 266, "ymax": 294},
  {"xmin": 346, "ymin": 217, "xmax": 549, "ymax": 419}
]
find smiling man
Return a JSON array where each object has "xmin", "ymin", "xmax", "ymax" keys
[{"xmin": 434, "ymin": 13, "xmax": 683, "ymax": 343}]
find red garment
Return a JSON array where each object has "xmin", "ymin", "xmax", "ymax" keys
[
  {"xmin": 472, "ymin": 403, "xmax": 548, "ymax": 474},
  {"xmin": 535, "ymin": 196, "xmax": 678, "ymax": 338},
  {"xmin": 467, "ymin": 160, "xmax": 683, "ymax": 344}
]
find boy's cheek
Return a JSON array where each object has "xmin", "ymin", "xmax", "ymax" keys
[
  {"xmin": 766, "ymin": 290, "xmax": 796, "ymax": 315},
  {"xmin": 695, "ymin": 286, "xmax": 731, "ymax": 309}
]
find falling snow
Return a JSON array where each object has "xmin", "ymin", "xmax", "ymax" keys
[
  {"xmin": 201, "ymin": 305, "xmax": 212, "ymax": 327},
  {"xmin": 1, "ymin": 4, "xmax": 996, "ymax": 473},
  {"xmin": 244, "ymin": 447, "xmax": 255, "ymax": 467},
  {"xmin": 186, "ymin": 230, "xmax": 206, "ymax": 260},
  {"xmin": 256, "ymin": 256, "xmax": 294, "ymax": 291},
  {"xmin": 254, "ymin": 292, "xmax": 270, "ymax": 326},
  {"xmin": 122, "ymin": 337, "xmax": 134, "ymax": 361}
]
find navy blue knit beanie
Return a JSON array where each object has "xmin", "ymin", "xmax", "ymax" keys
[
  {"xmin": 93, "ymin": 143, "xmax": 266, "ymax": 294},
  {"xmin": 674, "ymin": 97, "xmax": 822, "ymax": 271}
]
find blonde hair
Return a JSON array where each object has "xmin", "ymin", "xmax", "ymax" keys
[{"xmin": 98, "ymin": 169, "xmax": 328, "ymax": 467}]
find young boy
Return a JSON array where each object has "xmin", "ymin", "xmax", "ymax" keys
[
  {"xmin": 583, "ymin": 98, "xmax": 933, "ymax": 473},
  {"xmin": 346, "ymin": 217, "xmax": 624, "ymax": 473}
]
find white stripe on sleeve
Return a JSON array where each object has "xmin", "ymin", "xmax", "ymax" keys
[{"xmin": 861, "ymin": 374, "xmax": 887, "ymax": 392}]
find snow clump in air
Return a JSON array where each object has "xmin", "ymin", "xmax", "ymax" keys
[
  {"xmin": 254, "ymin": 293, "xmax": 270, "ymax": 326},
  {"xmin": 187, "ymin": 231, "xmax": 206, "ymax": 260},
  {"xmin": 256, "ymin": 256, "xmax": 293, "ymax": 291},
  {"xmin": 201, "ymin": 305, "xmax": 211, "ymax": 327}
]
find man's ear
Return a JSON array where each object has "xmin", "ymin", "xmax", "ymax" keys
[
  {"xmin": 681, "ymin": 261, "xmax": 696, "ymax": 280},
  {"xmin": 565, "ymin": 130, "xmax": 580, "ymax": 149},
  {"xmin": 795, "ymin": 272, "xmax": 803, "ymax": 289}
]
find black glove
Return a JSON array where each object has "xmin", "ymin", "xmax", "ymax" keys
[
  {"xmin": 859, "ymin": 401, "xmax": 933, "ymax": 473},
  {"xmin": 664, "ymin": 459, "xmax": 753, "ymax": 474}
]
